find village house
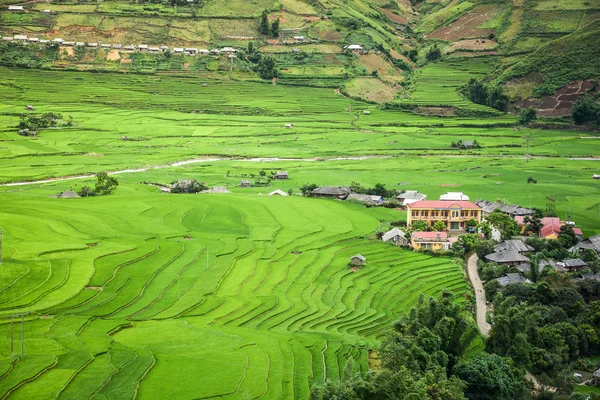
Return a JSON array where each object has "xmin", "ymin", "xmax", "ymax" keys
[
  {"xmin": 273, "ymin": 171, "xmax": 288, "ymax": 180},
  {"xmin": 240, "ymin": 180, "xmax": 251, "ymax": 187},
  {"xmin": 350, "ymin": 254, "xmax": 366, "ymax": 266},
  {"xmin": 112, "ymin": 44, "xmax": 123, "ymax": 49},
  {"xmin": 346, "ymin": 193, "xmax": 383, "ymax": 205},
  {"xmin": 184, "ymin": 48, "xmax": 198, "ymax": 54},
  {"xmin": 406, "ymin": 200, "xmax": 481, "ymax": 232},
  {"xmin": 343, "ymin": 44, "xmax": 363, "ymax": 52},
  {"xmin": 137, "ymin": 44, "xmax": 149, "ymax": 51},
  {"xmin": 440, "ymin": 192, "xmax": 470, "ymax": 201},
  {"xmin": 221, "ymin": 47, "xmax": 237, "ymax": 53},
  {"xmin": 269, "ymin": 189, "xmax": 288, "ymax": 196},
  {"xmin": 476, "ymin": 199, "xmax": 534, "ymax": 218},
  {"xmin": 572, "ymin": 234, "xmax": 600, "ymax": 254},
  {"xmin": 13, "ymin": 35, "xmax": 28, "ymax": 42},
  {"xmin": 396, "ymin": 190, "xmax": 426, "ymax": 207},
  {"xmin": 411, "ymin": 231, "xmax": 453, "ymax": 251},
  {"xmin": 8, "ymin": 5, "xmax": 24, "ymax": 11},
  {"xmin": 57, "ymin": 190, "xmax": 80, "ymax": 199},
  {"xmin": 496, "ymin": 273, "xmax": 531, "ymax": 287},
  {"xmin": 594, "ymin": 174, "xmax": 600, "ymax": 180},
  {"xmin": 312, "ymin": 186, "xmax": 351, "ymax": 200},
  {"xmin": 382, "ymin": 227, "xmax": 408, "ymax": 246},
  {"xmin": 485, "ymin": 251, "xmax": 530, "ymax": 268},
  {"xmin": 493, "ymin": 240, "xmax": 534, "ymax": 254},
  {"xmin": 541, "ymin": 259, "xmax": 587, "ymax": 273},
  {"xmin": 539, "ymin": 217, "xmax": 563, "ymax": 239},
  {"xmin": 172, "ymin": 48, "xmax": 184, "ymax": 53}
]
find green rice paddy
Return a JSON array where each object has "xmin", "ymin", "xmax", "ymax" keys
[{"xmin": 0, "ymin": 63, "xmax": 598, "ymax": 398}]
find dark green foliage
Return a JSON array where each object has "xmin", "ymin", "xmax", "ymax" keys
[
  {"xmin": 349, "ymin": 181, "xmax": 396, "ymax": 198},
  {"xmin": 411, "ymin": 220, "xmax": 429, "ymax": 232},
  {"xmin": 271, "ymin": 18, "xmax": 280, "ymax": 37},
  {"xmin": 453, "ymin": 354, "xmax": 524, "ymax": 400},
  {"xmin": 486, "ymin": 211, "xmax": 519, "ymax": 240},
  {"xmin": 426, "ymin": 44, "xmax": 441, "ymax": 62},
  {"xmin": 18, "ymin": 112, "xmax": 62, "ymax": 131},
  {"xmin": 259, "ymin": 10, "xmax": 270, "ymax": 35},
  {"xmin": 519, "ymin": 107, "xmax": 537, "ymax": 125},
  {"xmin": 461, "ymin": 79, "xmax": 508, "ymax": 112},
  {"xmin": 572, "ymin": 96, "xmax": 600, "ymax": 125},
  {"xmin": 256, "ymin": 56, "xmax": 277, "ymax": 80},
  {"xmin": 299, "ymin": 183, "xmax": 318, "ymax": 196},
  {"xmin": 77, "ymin": 172, "xmax": 118, "ymax": 197},
  {"xmin": 557, "ymin": 225, "xmax": 577, "ymax": 249}
]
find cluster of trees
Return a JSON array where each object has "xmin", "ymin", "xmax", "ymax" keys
[
  {"xmin": 259, "ymin": 10, "xmax": 279, "ymax": 37},
  {"xmin": 245, "ymin": 42, "xmax": 277, "ymax": 80},
  {"xmin": 487, "ymin": 278, "xmax": 600, "ymax": 381},
  {"xmin": 519, "ymin": 107, "xmax": 537, "ymax": 125},
  {"xmin": 18, "ymin": 112, "xmax": 68, "ymax": 136},
  {"xmin": 462, "ymin": 78, "xmax": 509, "ymax": 112},
  {"xmin": 311, "ymin": 292, "xmax": 526, "ymax": 400},
  {"xmin": 349, "ymin": 181, "xmax": 396, "ymax": 199},
  {"xmin": 426, "ymin": 44, "xmax": 442, "ymax": 62},
  {"xmin": 572, "ymin": 96, "xmax": 600, "ymax": 125},
  {"xmin": 78, "ymin": 172, "xmax": 119, "ymax": 197}
]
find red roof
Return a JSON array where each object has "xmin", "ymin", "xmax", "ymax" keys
[
  {"xmin": 514, "ymin": 216, "xmax": 525, "ymax": 225},
  {"xmin": 412, "ymin": 231, "xmax": 448, "ymax": 239},
  {"xmin": 573, "ymin": 228, "xmax": 583, "ymax": 235},
  {"xmin": 541, "ymin": 217, "xmax": 560, "ymax": 226},
  {"xmin": 540, "ymin": 224, "xmax": 561, "ymax": 238},
  {"xmin": 407, "ymin": 200, "xmax": 480, "ymax": 209}
]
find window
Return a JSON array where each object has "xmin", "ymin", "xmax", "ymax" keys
[
  {"xmin": 412, "ymin": 211, "xmax": 417, "ymax": 217},
  {"xmin": 424, "ymin": 211, "xmax": 429, "ymax": 217},
  {"xmin": 451, "ymin": 222, "xmax": 459, "ymax": 230}
]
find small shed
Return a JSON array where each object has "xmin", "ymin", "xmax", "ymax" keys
[
  {"xmin": 273, "ymin": 171, "xmax": 288, "ymax": 180},
  {"xmin": 350, "ymin": 254, "xmax": 366, "ymax": 266},
  {"xmin": 496, "ymin": 273, "xmax": 531, "ymax": 287},
  {"xmin": 25, "ymin": 105, "xmax": 35, "ymax": 111},
  {"xmin": 171, "ymin": 179, "xmax": 202, "ymax": 193},
  {"xmin": 240, "ymin": 180, "xmax": 251, "ymax": 187},
  {"xmin": 463, "ymin": 140, "xmax": 473, "ymax": 148},
  {"xmin": 8, "ymin": 5, "xmax": 24, "ymax": 11},
  {"xmin": 346, "ymin": 193, "xmax": 383, "ymax": 205},
  {"xmin": 363, "ymin": 110, "xmax": 370, "ymax": 115},
  {"xmin": 284, "ymin": 124, "xmax": 294, "ymax": 129},
  {"xmin": 269, "ymin": 189, "xmax": 288, "ymax": 196},
  {"xmin": 382, "ymin": 227, "xmax": 408, "ymax": 246},
  {"xmin": 312, "ymin": 186, "xmax": 351, "ymax": 200},
  {"xmin": 594, "ymin": 174, "xmax": 600, "ymax": 180}
]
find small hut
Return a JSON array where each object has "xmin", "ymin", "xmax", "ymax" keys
[
  {"xmin": 240, "ymin": 180, "xmax": 251, "ymax": 187},
  {"xmin": 57, "ymin": 190, "xmax": 80, "ymax": 199},
  {"xmin": 273, "ymin": 171, "xmax": 288, "ymax": 180},
  {"xmin": 350, "ymin": 254, "xmax": 366, "ymax": 266},
  {"xmin": 269, "ymin": 189, "xmax": 288, "ymax": 196}
]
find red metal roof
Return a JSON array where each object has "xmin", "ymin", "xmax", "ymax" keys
[
  {"xmin": 407, "ymin": 200, "xmax": 480, "ymax": 209},
  {"xmin": 412, "ymin": 231, "xmax": 448, "ymax": 239},
  {"xmin": 573, "ymin": 228, "xmax": 583, "ymax": 235}
]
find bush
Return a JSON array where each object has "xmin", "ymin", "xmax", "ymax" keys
[
  {"xmin": 572, "ymin": 96, "xmax": 600, "ymax": 125},
  {"xmin": 461, "ymin": 78, "xmax": 509, "ymax": 112}
]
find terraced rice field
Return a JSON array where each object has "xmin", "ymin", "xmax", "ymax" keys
[{"xmin": 0, "ymin": 191, "xmax": 467, "ymax": 398}]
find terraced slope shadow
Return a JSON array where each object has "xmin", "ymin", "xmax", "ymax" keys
[{"xmin": 0, "ymin": 194, "xmax": 467, "ymax": 399}]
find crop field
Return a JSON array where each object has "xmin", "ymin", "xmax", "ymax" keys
[
  {"xmin": 0, "ymin": 49, "xmax": 599, "ymax": 398},
  {"xmin": 0, "ymin": 187, "xmax": 468, "ymax": 399}
]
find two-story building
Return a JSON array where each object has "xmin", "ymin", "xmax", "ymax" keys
[{"xmin": 406, "ymin": 200, "xmax": 481, "ymax": 232}]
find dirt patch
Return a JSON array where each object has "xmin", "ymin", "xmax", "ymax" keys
[
  {"xmin": 415, "ymin": 106, "xmax": 457, "ymax": 116},
  {"xmin": 351, "ymin": 266, "xmax": 361, "ymax": 272},
  {"xmin": 443, "ymin": 39, "xmax": 498, "ymax": 53},
  {"xmin": 106, "ymin": 49, "xmax": 120, "ymax": 61},
  {"xmin": 183, "ymin": 63, "xmax": 190, "ymax": 70},
  {"xmin": 381, "ymin": 9, "xmax": 408, "ymax": 25},
  {"xmin": 426, "ymin": 5, "xmax": 498, "ymax": 41},
  {"xmin": 60, "ymin": 46, "xmax": 74, "ymax": 58},
  {"xmin": 513, "ymin": 80, "xmax": 600, "ymax": 117},
  {"xmin": 303, "ymin": 16, "xmax": 320, "ymax": 22},
  {"xmin": 120, "ymin": 58, "xmax": 132, "ymax": 64},
  {"xmin": 439, "ymin": 183, "xmax": 460, "ymax": 187},
  {"xmin": 86, "ymin": 286, "xmax": 103, "ymax": 291}
]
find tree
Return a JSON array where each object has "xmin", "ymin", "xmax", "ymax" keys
[
  {"xmin": 486, "ymin": 211, "xmax": 519, "ymax": 240},
  {"xmin": 426, "ymin": 44, "xmax": 441, "ymax": 61},
  {"xmin": 557, "ymin": 225, "xmax": 577, "ymax": 249},
  {"xmin": 259, "ymin": 10, "xmax": 270, "ymax": 35},
  {"xmin": 572, "ymin": 96, "xmax": 600, "ymax": 125},
  {"xmin": 299, "ymin": 183, "xmax": 318, "ymax": 196},
  {"xmin": 411, "ymin": 221, "xmax": 429, "ymax": 232},
  {"xmin": 519, "ymin": 107, "xmax": 537, "ymax": 125},
  {"xmin": 94, "ymin": 172, "xmax": 119, "ymax": 195},
  {"xmin": 453, "ymin": 354, "xmax": 525, "ymax": 400},
  {"xmin": 524, "ymin": 211, "xmax": 543, "ymax": 235},
  {"xmin": 433, "ymin": 220, "xmax": 446, "ymax": 232},
  {"xmin": 78, "ymin": 185, "xmax": 95, "ymax": 197},
  {"xmin": 256, "ymin": 56, "xmax": 277, "ymax": 79},
  {"xmin": 271, "ymin": 18, "xmax": 280, "ymax": 37},
  {"xmin": 259, "ymin": 169, "xmax": 266, "ymax": 177},
  {"xmin": 478, "ymin": 221, "xmax": 492, "ymax": 239}
]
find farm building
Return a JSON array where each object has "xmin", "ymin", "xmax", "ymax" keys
[
  {"xmin": 172, "ymin": 48, "xmax": 184, "ymax": 53},
  {"xmin": 210, "ymin": 49, "xmax": 221, "ymax": 55},
  {"xmin": 100, "ymin": 44, "xmax": 111, "ymax": 48},
  {"xmin": 28, "ymin": 38, "xmax": 39, "ymax": 43},
  {"xmin": 439, "ymin": 192, "xmax": 470, "ymax": 201},
  {"xmin": 571, "ymin": 234, "xmax": 600, "ymax": 254},
  {"xmin": 160, "ymin": 46, "xmax": 169, "ymax": 52},
  {"xmin": 221, "ymin": 47, "xmax": 237, "ymax": 53},
  {"xmin": 411, "ymin": 231, "xmax": 453, "ymax": 251},
  {"xmin": 485, "ymin": 251, "xmax": 530, "ymax": 268},
  {"xmin": 137, "ymin": 45, "xmax": 149, "ymax": 51},
  {"xmin": 87, "ymin": 43, "xmax": 99, "ymax": 48},
  {"xmin": 171, "ymin": 179, "xmax": 203, "ymax": 193},
  {"xmin": 53, "ymin": 38, "xmax": 64, "ymax": 44},
  {"xmin": 14, "ymin": 35, "xmax": 28, "ymax": 41},
  {"xmin": 346, "ymin": 193, "xmax": 383, "ymax": 205},
  {"xmin": 407, "ymin": 200, "xmax": 481, "ymax": 232},
  {"xmin": 112, "ymin": 44, "xmax": 123, "ymax": 49},
  {"xmin": 539, "ymin": 217, "xmax": 563, "ymax": 239},
  {"xmin": 343, "ymin": 44, "xmax": 363, "ymax": 51},
  {"xmin": 594, "ymin": 174, "xmax": 600, "ymax": 180},
  {"xmin": 396, "ymin": 190, "xmax": 426, "ymax": 207},
  {"xmin": 349, "ymin": 254, "xmax": 366, "ymax": 266},
  {"xmin": 476, "ymin": 199, "xmax": 534, "ymax": 218},
  {"xmin": 269, "ymin": 189, "xmax": 288, "ymax": 196},
  {"xmin": 496, "ymin": 273, "xmax": 531, "ymax": 287},
  {"xmin": 63, "ymin": 41, "xmax": 75, "ymax": 46},
  {"xmin": 240, "ymin": 180, "xmax": 251, "ymax": 187},
  {"xmin": 57, "ymin": 190, "xmax": 80, "ymax": 199},
  {"xmin": 8, "ymin": 5, "xmax": 24, "ymax": 11},
  {"xmin": 284, "ymin": 124, "xmax": 293, "ymax": 128},
  {"xmin": 273, "ymin": 171, "xmax": 288, "ymax": 180},
  {"xmin": 541, "ymin": 259, "xmax": 587, "ymax": 273},
  {"xmin": 42, "ymin": 9, "xmax": 52, "ymax": 13},
  {"xmin": 382, "ymin": 227, "xmax": 408, "ymax": 246},
  {"xmin": 493, "ymin": 240, "xmax": 534, "ymax": 254},
  {"xmin": 463, "ymin": 141, "xmax": 473, "ymax": 148},
  {"xmin": 312, "ymin": 186, "xmax": 351, "ymax": 200},
  {"xmin": 2, "ymin": 37, "xmax": 13, "ymax": 42},
  {"xmin": 185, "ymin": 48, "xmax": 198, "ymax": 54},
  {"xmin": 25, "ymin": 105, "xmax": 34, "ymax": 110},
  {"xmin": 363, "ymin": 110, "xmax": 370, "ymax": 115},
  {"xmin": 292, "ymin": 36, "xmax": 305, "ymax": 42}
]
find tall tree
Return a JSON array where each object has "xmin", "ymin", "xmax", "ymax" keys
[{"xmin": 259, "ymin": 10, "xmax": 270, "ymax": 35}]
